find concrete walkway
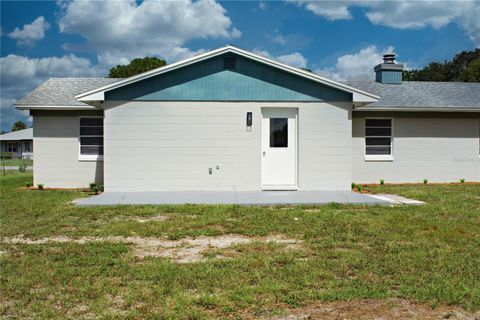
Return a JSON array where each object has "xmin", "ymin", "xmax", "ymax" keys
[
  {"xmin": 74, "ymin": 190, "xmax": 391, "ymax": 206},
  {"xmin": 1, "ymin": 166, "xmax": 33, "ymax": 171}
]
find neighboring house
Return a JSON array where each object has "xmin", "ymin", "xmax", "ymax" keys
[
  {"xmin": 14, "ymin": 45, "xmax": 480, "ymax": 190},
  {"xmin": 0, "ymin": 128, "xmax": 33, "ymax": 160}
]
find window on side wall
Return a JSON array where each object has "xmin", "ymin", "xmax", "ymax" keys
[
  {"xmin": 79, "ymin": 117, "xmax": 103, "ymax": 161},
  {"xmin": 365, "ymin": 118, "xmax": 393, "ymax": 161},
  {"xmin": 7, "ymin": 142, "xmax": 17, "ymax": 153}
]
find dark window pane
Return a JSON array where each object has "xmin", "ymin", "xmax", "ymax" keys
[
  {"xmin": 366, "ymin": 127, "xmax": 391, "ymax": 136},
  {"xmin": 366, "ymin": 119, "xmax": 391, "ymax": 127},
  {"xmin": 270, "ymin": 118, "xmax": 288, "ymax": 148},
  {"xmin": 81, "ymin": 146, "xmax": 103, "ymax": 155},
  {"xmin": 80, "ymin": 126, "xmax": 103, "ymax": 136},
  {"xmin": 366, "ymin": 146, "xmax": 391, "ymax": 155},
  {"xmin": 80, "ymin": 118, "xmax": 103, "ymax": 126},
  {"xmin": 80, "ymin": 137, "xmax": 103, "ymax": 146},
  {"xmin": 366, "ymin": 137, "xmax": 391, "ymax": 146}
]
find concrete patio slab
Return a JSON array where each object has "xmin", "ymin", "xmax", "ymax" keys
[
  {"xmin": 369, "ymin": 194, "xmax": 425, "ymax": 205},
  {"xmin": 74, "ymin": 190, "xmax": 391, "ymax": 206}
]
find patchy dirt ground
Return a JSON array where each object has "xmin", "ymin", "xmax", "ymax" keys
[
  {"xmin": 269, "ymin": 299, "xmax": 480, "ymax": 320},
  {"xmin": 2, "ymin": 234, "xmax": 301, "ymax": 263},
  {"xmin": 128, "ymin": 214, "xmax": 169, "ymax": 223}
]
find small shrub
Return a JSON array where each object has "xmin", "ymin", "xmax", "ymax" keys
[
  {"xmin": 25, "ymin": 182, "xmax": 31, "ymax": 188},
  {"xmin": 37, "ymin": 184, "xmax": 44, "ymax": 190},
  {"xmin": 356, "ymin": 185, "xmax": 363, "ymax": 192},
  {"xmin": 380, "ymin": 179, "xmax": 385, "ymax": 185},
  {"xmin": 98, "ymin": 185, "xmax": 104, "ymax": 192},
  {"xmin": 460, "ymin": 178, "xmax": 465, "ymax": 183},
  {"xmin": 18, "ymin": 163, "xmax": 26, "ymax": 173},
  {"xmin": 89, "ymin": 182, "xmax": 97, "ymax": 191},
  {"xmin": 351, "ymin": 182, "xmax": 356, "ymax": 189},
  {"xmin": 423, "ymin": 179, "xmax": 428, "ymax": 185}
]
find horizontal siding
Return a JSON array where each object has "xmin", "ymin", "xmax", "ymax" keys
[
  {"xmin": 33, "ymin": 111, "xmax": 103, "ymax": 188},
  {"xmin": 105, "ymin": 101, "xmax": 352, "ymax": 191},
  {"xmin": 352, "ymin": 116, "xmax": 480, "ymax": 183}
]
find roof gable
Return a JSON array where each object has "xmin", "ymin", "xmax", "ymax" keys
[
  {"xmin": 105, "ymin": 53, "xmax": 352, "ymax": 102},
  {"xmin": 0, "ymin": 128, "xmax": 33, "ymax": 141},
  {"xmin": 76, "ymin": 45, "xmax": 379, "ymax": 104}
]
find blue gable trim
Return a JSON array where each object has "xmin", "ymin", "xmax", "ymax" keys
[{"xmin": 105, "ymin": 54, "xmax": 352, "ymax": 102}]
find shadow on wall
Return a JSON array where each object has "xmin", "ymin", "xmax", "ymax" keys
[
  {"xmin": 352, "ymin": 113, "xmax": 480, "ymax": 138},
  {"xmin": 94, "ymin": 160, "xmax": 104, "ymax": 186}
]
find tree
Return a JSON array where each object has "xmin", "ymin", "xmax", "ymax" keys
[
  {"xmin": 403, "ymin": 49, "xmax": 480, "ymax": 82},
  {"xmin": 108, "ymin": 57, "xmax": 167, "ymax": 78},
  {"xmin": 11, "ymin": 121, "xmax": 27, "ymax": 132}
]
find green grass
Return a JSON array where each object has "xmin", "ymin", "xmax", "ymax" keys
[
  {"xmin": 0, "ymin": 159, "xmax": 33, "ymax": 166},
  {"xmin": 1, "ymin": 172, "xmax": 479, "ymax": 318}
]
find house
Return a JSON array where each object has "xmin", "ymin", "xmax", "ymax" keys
[
  {"xmin": 0, "ymin": 128, "xmax": 33, "ymax": 160},
  {"xmin": 14, "ymin": 45, "xmax": 480, "ymax": 190}
]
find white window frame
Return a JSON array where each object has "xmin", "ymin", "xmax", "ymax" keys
[
  {"xmin": 78, "ymin": 116, "xmax": 104, "ymax": 161},
  {"xmin": 364, "ymin": 117, "xmax": 394, "ymax": 162}
]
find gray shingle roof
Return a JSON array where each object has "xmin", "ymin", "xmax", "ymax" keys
[
  {"xmin": 0, "ymin": 128, "xmax": 32, "ymax": 141},
  {"xmin": 15, "ymin": 78, "xmax": 123, "ymax": 106},
  {"xmin": 15, "ymin": 77, "xmax": 480, "ymax": 110},
  {"xmin": 341, "ymin": 81, "xmax": 480, "ymax": 109}
]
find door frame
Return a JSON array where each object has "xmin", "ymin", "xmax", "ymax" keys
[{"xmin": 260, "ymin": 107, "xmax": 299, "ymax": 191}]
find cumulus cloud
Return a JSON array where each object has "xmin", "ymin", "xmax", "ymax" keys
[
  {"xmin": 315, "ymin": 45, "xmax": 396, "ymax": 81},
  {"xmin": 58, "ymin": 0, "xmax": 241, "ymax": 66},
  {"xmin": 8, "ymin": 16, "xmax": 50, "ymax": 46},
  {"xmin": 253, "ymin": 49, "xmax": 308, "ymax": 68},
  {"xmin": 289, "ymin": 0, "xmax": 354, "ymax": 20},
  {"xmin": 289, "ymin": 0, "xmax": 480, "ymax": 47},
  {"xmin": 0, "ymin": 54, "xmax": 100, "ymax": 131}
]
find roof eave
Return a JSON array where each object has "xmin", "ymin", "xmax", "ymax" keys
[
  {"xmin": 15, "ymin": 105, "xmax": 99, "ymax": 111},
  {"xmin": 354, "ymin": 106, "xmax": 480, "ymax": 112},
  {"xmin": 76, "ymin": 45, "xmax": 379, "ymax": 104}
]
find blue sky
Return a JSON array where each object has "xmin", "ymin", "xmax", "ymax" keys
[{"xmin": 1, "ymin": 0, "xmax": 479, "ymax": 131}]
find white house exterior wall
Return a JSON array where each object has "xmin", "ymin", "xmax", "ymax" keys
[
  {"xmin": 352, "ymin": 113, "xmax": 480, "ymax": 183},
  {"xmin": 103, "ymin": 101, "xmax": 352, "ymax": 191},
  {"xmin": 32, "ymin": 110, "xmax": 104, "ymax": 188}
]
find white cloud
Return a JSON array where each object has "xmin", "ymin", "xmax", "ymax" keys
[
  {"xmin": 277, "ymin": 52, "xmax": 308, "ymax": 68},
  {"xmin": 271, "ymin": 34, "xmax": 287, "ymax": 46},
  {"xmin": 289, "ymin": 0, "xmax": 480, "ymax": 47},
  {"xmin": 58, "ymin": 0, "xmax": 241, "ymax": 66},
  {"xmin": 258, "ymin": 1, "xmax": 267, "ymax": 10},
  {"xmin": 289, "ymin": 0, "xmax": 354, "ymax": 20},
  {"xmin": 0, "ymin": 54, "xmax": 99, "ymax": 131},
  {"xmin": 315, "ymin": 45, "xmax": 396, "ymax": 81},
  {"xmin": 8, "ymin": 16, "xmax": 50, "ymax": 46},
  {"xmin": 253, "ymin": 49, "xmax": 308, "ymax": 68}
]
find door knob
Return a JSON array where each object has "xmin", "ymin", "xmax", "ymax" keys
[{"xmin": 263, "ymin": 151, "xmax": 266, "ymax": 156}]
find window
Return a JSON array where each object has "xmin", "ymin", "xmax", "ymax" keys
[
  {"xmin": 7, "ymin": 142, "xmax": 17, "ymax": 153},
  {"xmin": 365, "ymin": 118, "xmax": 393, "ymax": 161},
  {"xmin": 79, "ymin": 117, "xmax": 103, "ymax": 160},
  {"xmin": 270, "ymin": 118, "xmax": 288, "ymax": 148},
  {"xmin": 24, "ymin": 141, "xmax": 31, "ymax": 153}
]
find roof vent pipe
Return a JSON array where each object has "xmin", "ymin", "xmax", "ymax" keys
[{"xmin": 382, "ymin": 53, "xmax": 396, "ymax": 64}]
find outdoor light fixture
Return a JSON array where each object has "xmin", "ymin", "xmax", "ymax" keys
[{"xmin": 246, "ymin": 112, "xmax": 252, "ymax": 131}]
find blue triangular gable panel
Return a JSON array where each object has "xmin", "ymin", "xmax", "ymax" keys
[{"xmin": 105, "ymin": 54, "xmax": 352, "ymax": 102}]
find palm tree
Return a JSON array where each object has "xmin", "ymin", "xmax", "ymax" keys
[{"xmin": 11, "ymin": 121, "xmax": 27, "ymax": 132}]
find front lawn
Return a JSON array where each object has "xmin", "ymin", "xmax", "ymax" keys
[
  {"xmin": 0, "ymin": 159, "xmax": 33, "ymax": 166},
  {"xmin": 1, "ymin": 172, "xmax": 479, "ymax": 319}
]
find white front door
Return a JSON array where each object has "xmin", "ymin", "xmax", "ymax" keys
[{"xmin": 261, "ymin": 108, "xmax": 297, "ymax": 190}]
